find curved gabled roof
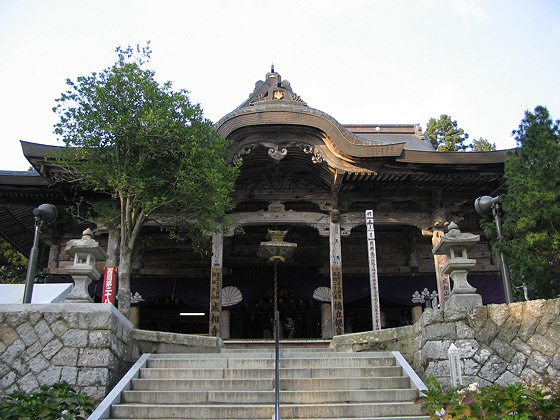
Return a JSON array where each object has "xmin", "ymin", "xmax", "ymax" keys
[{"xmin": 215, "ymin": 69, "xmax": 435, "ymax": 159}]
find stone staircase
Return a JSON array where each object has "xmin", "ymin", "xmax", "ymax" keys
[{"xmin": 94, "ymin": 347, "xmax": 428, "ymax": 419}]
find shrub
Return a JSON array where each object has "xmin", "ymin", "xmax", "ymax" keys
[
  {"xmin": 0, "ymin": 381, "xmax": 94, "ymax": 420},
  {"xmin": 418, "ymin": 376, "xmax": 560, "ymax": 419}
]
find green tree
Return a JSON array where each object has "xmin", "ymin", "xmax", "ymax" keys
[
  {"xmin": 425, "ymin": 114, "xmax": 469, "ymax": 151},
  {"xmin": 0, "ymin": 237, "xmax": 28, "ymax": 284},
  {"xmin": 470, "ymin": 137, "xmax": 496, "ymax": 151},
  {"xmin": 52, "ymin": 43, "xmax": 238, "ymax": 317},
  {"xmin": 501, "ymin": 106, "xmax": 560, "ymax": 299}
]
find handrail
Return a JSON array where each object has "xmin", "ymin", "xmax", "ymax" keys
[{"xmin": 274, "ymin": 310, "xmax": 281, "ymax": 420}]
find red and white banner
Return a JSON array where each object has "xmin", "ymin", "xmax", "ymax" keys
[{"xmin": 102, "ymin": 267, "xmax": 117, "ymax": 304}]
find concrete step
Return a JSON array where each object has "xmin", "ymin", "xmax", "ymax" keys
[
  {"xmin": 130, "ymin": 376, "xmax": 412, "ymax": 392},
  {"xmin": 147, "ymin": 355, "xmax": 397, "ymax": 369},
  {"xmin": 138, "ymin": 365, "xmax": 403, "ymax": 379},
  {"xmin": 121, "ymin": 388, "xmax": 420, "ymax": 404},
  {"xmin": 107, "ymin": 418, "xmax": 428, "ymax": 420},
  {"xmin": 95, "ymin": 348, "xmax": 428, "ymax": 419},
  {"xmin": 223, "ymin": 339, "xmax": 332, "ymax": 349},
  {"xmin": 110, "ymin": 401, "xmax": 426, "ymax": 419},
  {"xmin": 146, "ymin": 350, "xmax": 393, "ymax": 359}
]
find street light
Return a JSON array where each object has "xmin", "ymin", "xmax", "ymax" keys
[
  {"xmin": 474, "ymin": 195, "xmax": 514, "ymax": 303},
  {"xmin": 23, "ymin": 204, "xmax": 58, "ymax": 303}
]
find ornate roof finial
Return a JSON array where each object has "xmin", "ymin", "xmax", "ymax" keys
[{"xmin": 271, "ymin": 63, "xmax": 275, "ymax": 73}]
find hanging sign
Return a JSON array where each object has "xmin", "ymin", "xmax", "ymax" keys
[
  {"xmin": 366, "ymin": 210, "xmax": 382, "ymax": 330},
  {"xmin": 102, "ymin": 267, "xmax": 117, "ymax": 304}
]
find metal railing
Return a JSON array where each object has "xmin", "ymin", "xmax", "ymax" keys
[{"xmin": 274, "ymin": 310, "xmax": 281, "ymax": 420}]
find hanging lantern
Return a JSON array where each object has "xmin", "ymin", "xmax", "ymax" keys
[{"xmin": 257, "ymin": 230, "xmax": 297, "ymax": 263}]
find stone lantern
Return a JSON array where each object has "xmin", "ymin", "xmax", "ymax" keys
[
  {"xmin": 433, "ymin": 222, "xmax": 482, "ymax": 310},
  {"xmin": 64, "ymin": 228, "xmax": 107, "ymax": 303}
]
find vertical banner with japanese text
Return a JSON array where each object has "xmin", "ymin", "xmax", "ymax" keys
[
  {"xmin": 209, "ymin": 233, "xmax": 223, "ymax": 338},
  {"xmin": 366, "ymin": 210, "xmax": 382, "ymax": 331},
  {"xmin": 102, "ymin": 267, "xmax": 117, "ymax": 304},
  {"xmin": 330, "ymin": 217, "xmax": 344, "ymax": 336}
]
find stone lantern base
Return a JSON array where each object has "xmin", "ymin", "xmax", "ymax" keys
[{"xmin": 445, "ymin": 292, "xmax": 483, "ymax": 311}]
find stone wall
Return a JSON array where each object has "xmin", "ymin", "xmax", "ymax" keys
[
  {"xmin": 0, "ymin": 303, "xmax": 133, "ymax": 402},
  {"xmin": 332, "ymin": 298, "xmax": 560, "ymax": 387},
  {"xmin": 0, "ymin": 303, "xmax": 223, "ymax": 403}
]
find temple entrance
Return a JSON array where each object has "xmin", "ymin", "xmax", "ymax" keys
[
  {"xmin": 228, "ymin": 290, "xmax": 322, "ymax": 339},
  {"xmin": 222, "ymin": 224, "xmax": 327, "ymax": 339}
]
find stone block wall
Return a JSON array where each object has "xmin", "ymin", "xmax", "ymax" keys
[
  {"xmin": 0, "ymin": 303, "xmax": 133, "ymax": 402},
  {"xmin": 332, "ymin": 298, "xmax": 560, "ymax": 387},
  {"xmin": 0, "ymin": 303, "xmax": 224, "ymax": 404}
]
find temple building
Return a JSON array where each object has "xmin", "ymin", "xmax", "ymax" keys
[{"xmin": 0, "ymin": 69, "xmax": 507, "ymax": 339}]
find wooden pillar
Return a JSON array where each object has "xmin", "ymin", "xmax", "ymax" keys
[
  {"xmin": 47, "ymin": 238, "xmax": 60, "ymax": 274},
  {"xmin": 330, "ymin": 211, "xmax": 344, "ymax": 336},
  {"xmin": 321, "ymin": 303, "xmax": 333, "ymax": 339},
  {"xmin": 221, "ymin": 309, "xmax": 230, "ymax": 340},
  {"xmin": 209, "ymin": 232, "xmax": 223, "ymax": 338},
  {"xmin": 411, "ymin": 305, "xmax": 423, "ymax": 324},
  {"xmin": 130, "ymin": 306, "xmax": 140, "ymax": 328}
]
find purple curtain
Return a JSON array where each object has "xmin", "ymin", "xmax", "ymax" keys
[{"xmin": 51, "ymin": 269, "xmax": 506, "ymax": 308}]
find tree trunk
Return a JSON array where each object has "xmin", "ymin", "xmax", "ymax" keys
[{"xmin": 117, "ymin": 244, "xmax": 132, "ymax": 319}]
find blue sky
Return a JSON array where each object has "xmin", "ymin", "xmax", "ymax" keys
[{"xmin": 1, "ymin": 0, "xmax": 559, "ymax": 170}]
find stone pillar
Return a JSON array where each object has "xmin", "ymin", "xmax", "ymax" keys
[
  {"xmin": 209, "ymin": 232, "xmax": 223, "ymax": 338},
  {"xmin": 433, "ymin": 222, "xmax": 482, "ymax": 311},
  {"xmin": 329, "ymin": 211, "xmax": 344, "ymax": 336},
  {"xmin": 321, "ymin": 302, "xmax": 333, "ymax": 339},
  {"xmin": 64, "ymin": 229, "xmax": 107, "ymax": 303}
]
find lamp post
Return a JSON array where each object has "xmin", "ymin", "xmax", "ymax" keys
[
  {"xmin": 257, "ymin": 230, "xmax": 297, "ymax": 333},
  {"xmin": 257, "ymin": 229, "xmax": 296, "ymax": 420},
  {"xmin": 23, "ymin": 204, "xmax": 58, "ymax": 303},
  {"xmin": 475, "ymin": 195, "xmax": 514, "ymax": 304}
]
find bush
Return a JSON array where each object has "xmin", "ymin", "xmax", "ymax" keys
[
  {"xmin": 418, "ymin": 376, "xmax": 560, "ymax": 419},
  {"xmin": 0, "ymin": 381, "xmax": 94, "ymax": 420}
]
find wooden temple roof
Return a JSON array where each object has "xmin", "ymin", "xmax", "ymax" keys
[{"xmin": 1, "ymin": 69, "xmax": 508, "ymax": 262}]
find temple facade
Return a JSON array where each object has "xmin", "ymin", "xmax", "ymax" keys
[{"xmin": 0, "ymin": 69, "xmax": 507, "ymax": 339}]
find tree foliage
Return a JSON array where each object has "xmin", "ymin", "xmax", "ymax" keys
[
  {"xmin": 52, "ymin": 43, "xmax": 238, "ymax": 317},
  {"xmin": 501, "ymin": 106, "xmax": 560, "ymax": 299},
  {"xmin": 425, "ymin": 115, "xmax": 496, "ymax": 152},
  {"xmin": 425, "ymin": 114, "xmax": 469, "ymax": 151},
  {"xmin": 0, "ymin": 237, "xmax": 28, "ymax": 284},
  {"xmin": 470, "ymin": 137, "xmax": 496, "ymax": 152}
]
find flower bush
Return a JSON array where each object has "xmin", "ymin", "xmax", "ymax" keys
[
  {"xmin": 0, "ymin": 381, "xmax": 94, "ymax": 420},
  {"xmin": 418, "ymin": 376, "xmax": 560, "ymax": 419}
]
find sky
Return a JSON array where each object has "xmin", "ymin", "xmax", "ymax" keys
[{"xmin": 1, "ymin": 0, "xmax": 559, "ymax": 171}]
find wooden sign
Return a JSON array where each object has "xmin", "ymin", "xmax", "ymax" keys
[
  {"xmin": 366, "ymin": 210, "xmax": 382, "ymax": 330},
  {"xmin": 330, "ymin": 220, "xmax": 344, "ymax": 336},
  {"xmin": 209, "ymin": 233, "xmax": 223, "ymax": 338}
]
